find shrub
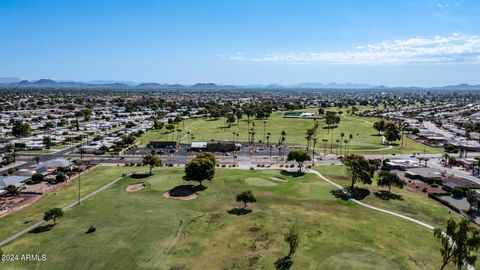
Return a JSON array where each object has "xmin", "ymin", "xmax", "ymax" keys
[
  {"xmin": 31, "ymin": 173, "xmax": 45, "ymax": 183},
  {"xmin": 56, "ymin": 173, "xmax": 68, "ymax": 183},
  {"xmin": 452, "ymin": 187, "xmax": 465, "ymax": 198}
]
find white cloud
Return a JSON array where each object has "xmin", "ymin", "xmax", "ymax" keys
[
  {"xmin": 226, "ymin": 33, "xmax": 480, "ymax": 64},
  {"xmin": 436, "ymin": 3, "xmax": 449, "ymax": 8}
]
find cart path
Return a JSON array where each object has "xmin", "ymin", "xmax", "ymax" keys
[{"xmin": 309, "ymin": 169, "xmax": 434, "ymax": 230}]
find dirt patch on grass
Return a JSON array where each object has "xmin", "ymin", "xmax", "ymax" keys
[
  {"xmin": 163, "ymin": 185, "xmax": 199, "ymax": 200},
  {"xmin": 270, "ymin": 176, "xmax": 288, "ymax": 183},
  {"xmin": 126, "ymin": 183, "xmax": 145, "ymax": 192}
]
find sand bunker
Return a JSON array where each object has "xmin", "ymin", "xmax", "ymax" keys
[
  {"xmin": 163, "ymin": 185, "xmax": 199, "ymax": 200},
  {"xmin": 126, "ymin": 183, "xmax": 145, "ymax": 192},
  {"xmin": 270, "ymin": 176, "xmax": 288, "ymax": 183}
]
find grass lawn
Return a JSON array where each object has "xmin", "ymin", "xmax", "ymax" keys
[
  {"xmin": 1, "ymin": 167, "xmax": 456, "ymax": 270},
  {"xmin": 313, "ymin": 165, "xmax": 458, "ymax": 227},
  {"xmin": 0, "ymin": 165, "xmax": 144, "ymax": 241},
  {"xmin": 19, "ymin": 145, "xmax": 69, "ymax": 154},
  {"xmin": 139, "ymin": 108, "xmax": 441, "ymax": 155}
]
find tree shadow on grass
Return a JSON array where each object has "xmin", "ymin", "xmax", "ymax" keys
[
  {"xmin": 29, "ymin": 224, "xmax": 54, "ymax": 234},
  {"xmin": 322, "ymin": 126, "xmax": 338, "ymax": 129},
  {"xmin": 330, "ymin": 187, "xmax": 370, "ymax": 200},
  {"xmin": 349, "ymin": 187, "xmax": 370, "ymax": 200},
  {"xmin": 374, "ymin": 190, "xmax": 404, "ymax": 201},
  {"xmin": 280, "ymin": 170, "xmax": 305, "ymax": 178},
  {"xmin": 227, "ymin": 208, "xmax": 252, "ymax": 216},
  {"xmin": 168, "ymin": 185, "xmax": 196, "ymax": 197},
  {"xmin": 330, "ymin": 189, "xmax": 349, "ymax": 200},
  {"xmin": 131, "ymin": 173, "xmax": 151, "ymax": 179},
  {"xmin": 168, "ymin": 184, "xmax": 207, "ymax": 197}
]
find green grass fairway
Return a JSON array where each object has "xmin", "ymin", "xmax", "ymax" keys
[
  {"xmin": 313, "ymin": 165, "xmax": 457, "ymax": 226},
  {"xmin": 244, "ymin": 177, "xmax": 278, "ymax": 186},
  {"xmin": 1, "ymin": 167, "xmax": 457, "ymax": 270},
  {"xmin": 0, "ymin": 165, "xmax": 144, "ymax": 241},
  {"xmin": 140, "ymin": 108, "xmax": 441, "ymax": 155}
]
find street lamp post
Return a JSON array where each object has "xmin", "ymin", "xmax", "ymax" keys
[{"xmin": 78, "ymin": 171, "xmax": 81, "ymax": 205}]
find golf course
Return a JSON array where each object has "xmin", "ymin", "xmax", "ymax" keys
[
  {"xmin": 0, "ymin": 165, "xmax": 459, "ymax": 270},
  {"xmin": 139, "ymin": 108, "xmax": 441, "ymax": 156}
]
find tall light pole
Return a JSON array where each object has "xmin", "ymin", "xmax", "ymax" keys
[{"xmin": 78, "ymin": 171, "xmax": 81, "ymax": 205}]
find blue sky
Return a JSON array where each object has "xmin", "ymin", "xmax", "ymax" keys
[{"xmin": 1, "ymin": 0, "xmax": 480, "ymax": 86}]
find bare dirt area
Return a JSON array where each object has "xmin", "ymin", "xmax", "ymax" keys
[
  {"xmin": 270, "ymin": 176, "xmax": 288, "ymax": 183},
  {"xmin": 126, "ymin": 183, "xmax": 146, "ymax": 192}
]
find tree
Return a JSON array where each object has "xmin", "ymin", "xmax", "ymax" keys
[
  {"xmin": 43, "ymin": 136, "xmax": 53, "ymax": 149},
  {"xmin": 342, "ymin": 154, "xmax": 375, "ymax": 190},
  {"xmin": 318, "ymin": 107, "xmax": 325, "ymax": 116},
  {"xmin": 466, "ymin": 189, "xmax": 478, "ymax": 212},
  {"xmin": 434, "ymin": 218, "xmax": 480, "ymax": 270},
  {"xmin": 56, "ymin": 173, "xmax": 68, "ymax": 183},
  {"xmin": 196, "ymin": 152, "xmax": 216, "ymax": 166},
  {"xmin": 373, "ymin": 120, "xmax": 385, "ymax": 135},
  {"xmin": 384, "ymin": 122, "xmax": 401, "ymax": 144},
  {"xmin": 325, "ymin": 113, "xmax": 340, "ymax": 128},
  {"xmin": 43, "ymin": 208, "xmax": 64, "ymax": 225},
  {"xmin": 287, "ymin": 150, "xmax": 311, "ymax": 172},
  {"xmin": 11, "ymin": 121, "xmax": 31, "ymax": 137},
  {"xmin": 377, "ymin": 170, "xmax": 404, "ymax": 194},
  {"xmin": 81, "ymin": 108, "xmax": 92, "ymax": 121},
  {"xmin": 153, "ymin": 120, "xmax": 164, "ymax": 130},
  {"xmin": 33, "ymin": 155, "xmax": 41, "ymax": 165},
  {"xmin": 184, "ymin": 157, "xmax": 215, "ymax": 186},
  {"xmin": 226, "ymin": 113, "xmax": 236, "ymax": 127},
  {"xmin": 142, "ymin": 153, "xmax": 162, "ymax": 175},
  {"xmin": 236, "ymin": 190, "xmax": 256, "ymax": 209},
  {"xmin": 285, "ymin": 225, "xmax": 300, "ymax": 257},
  {"xmin": 31, "ymin": 173, "xmax": 45, "ymax": 184},
  {"xmin": 274, "ymin": 224, "xmax": 300, "ymax": 270},
  {"xmin": 165, "ymin": 123, "xmax": 175, "ymax": 134},
  {"xmin": 6, "ymin": 185, "xmax": 20, "ymax": 196}
]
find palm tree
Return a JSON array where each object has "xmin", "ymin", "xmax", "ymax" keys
[
  {"xmin": 322, "ymin": 139, "xmax": 328, "ymax": 155},
  {"xmin": 312, "ymin": 138, "xmax": 318, "ymax": 166},
  {"xmin": 12, "ymin": 151, "xmax": 18, "ymax": 163},
  {"xmin": 305, "ymin": 134, "xmax": 312, "ymax": 151},
  {"xmin": 343, "ymin": 139, "xmax": 348, "ymax": 156},
  {"xmin": 347, "ymin": 133, "xmax": 353, "ymax": 154},
  {"xmin": 443, "ymin": 153, "xmax": 450, "ymax": 167},
  {"xmin": 263, "ymin": 121, "xmax": 267, "ymax": 143},
  {"xmin": 339, "ymin": 132, "xmax": 345, "ymax": 154},
  {"xmin": 335, "ymin": 139, "xmax": 340, "ymax": 155},
  {"xmin": 280, "ymin": 131, "xmax": 286, "ymax": 160},
  {"xmin": 266, "ymin": 132, "xmax": 271, "ymax": 148},
  {"xmin": 33, "ymin": 155, "xmax": 41, "ymax": 165}
]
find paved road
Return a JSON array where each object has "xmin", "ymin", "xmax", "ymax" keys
[
  {"xmin": 428, "ymin": 158, "xmax": 480, "ymax": 183},
  {"xmin": 424, "ymin": 121, "xmax": 454, "ymax": 139}
]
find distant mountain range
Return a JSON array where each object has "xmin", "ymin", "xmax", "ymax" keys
[{"xmin": 0, "ymin": 77, "xmax": 479, "ymax": 90}]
